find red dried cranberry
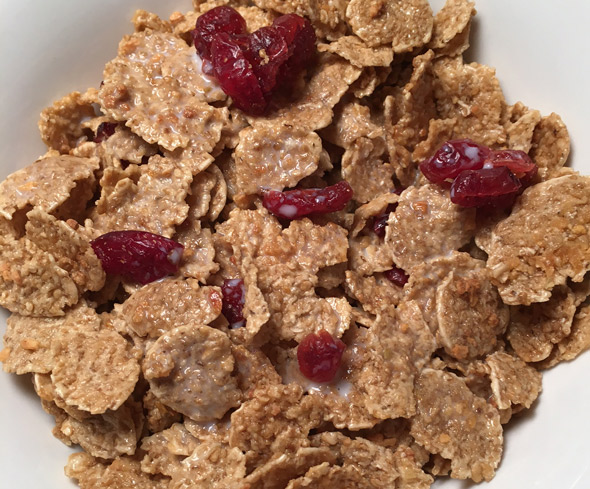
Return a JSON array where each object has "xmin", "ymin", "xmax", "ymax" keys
[
  {"xmin": 91, "ymin": 231, "xmax": 184, "ymax": 284},
  {"xmin": 297, "ymin": 330, "xmax": 345, "ymax": 383},
  {"xmin": 210, "ymin": 33, "xmax": 267, "ymax": 115},
  {"xmin": 262, "ymin": 180, "xmax": 353, "ymax": 220},
  {"xmin": 484, "ymin": 149, "xmax": 538, "ymax": 188},
  {"xmin": 384, "ymin": 266, "xmax": 409, "ymax": 287},
  {"xmin": 271, "ymin": 14, "xmax": 316, "ymax": 89},
  {"xmin": 372, "ymin": 203, "xmax": 398, "ymax": 237},
  {"xmin": 193, "ymin": 6, "xmax": 247, "ymax": 64},
  {"xmin": 221, "ymin": 278, "xmax": 245, "ymax": 328},
  {"xmin": 93, "ymin": 122, "xmax": 118, "ymax": 143},
  {"xmin": 450, "ymin": 167, "xmax": 522, "ymax": 208},
  {"xmin": 419, "ymin": 139, "xmax": 491, "ymax": 185},
  {"xmin": 247, "ymin": 26, "xmax": 289, "ymax": 95}
]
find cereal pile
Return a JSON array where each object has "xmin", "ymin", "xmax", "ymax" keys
[{"xmin": 1, "ymin": 0, "xmax": 590, "ymax": 487}]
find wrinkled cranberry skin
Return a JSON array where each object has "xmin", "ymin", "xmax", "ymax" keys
[
  {"xmin": 420, "ymin": 139, "xmax": 491, "ymax": 185},
  {"xmin": 193, "ymin": 7, "xmax": 316, "ymax": 115},
  {"xmin": 450, "ymin": 167, "xmax": 522, "ymax": 208},
  {"xmin": 91, "ymin": 231, "xmax": 184, "ymax": 284},
  {"xmin": 272, "ymin": 14, "xmax": 316, "ymax": 88},
  {"xmin": 384, "ymin": 266, "xmax": 409, "ymax": 287},
  {"xmin": 247, "ymin": 27, "xmax": 289, "ymax": 95},
  {"xmin": 210, "ymin": 33, "xmax": 267, "ymax": 115},
  {"xmin": 262, "ymin": 181, "xmax": 353, "ymax": 220},
  {"xmin": 485, "ymin": 149, "xmax": 538, "ymax": 188},
  {"xmin": 297, "ymin": 330, "xmax": 346, "ymax": 383},
  {"xmin": 93, "ymin": 122, "xmax": 118, "ymax": 143},
  {"xmin": 193, "ymin": 6, "xmax": 247, "ymax": 63},
  {"xmin": 221, "ymin": 278, "xmax": 246, "ymax": 327}
]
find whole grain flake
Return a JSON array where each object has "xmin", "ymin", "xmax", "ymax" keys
[{"xmin": 1, "ymin": 1, "xmax": 589, "ymax": 488}]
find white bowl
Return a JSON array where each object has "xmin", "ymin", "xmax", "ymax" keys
[{"xmin": 1, "ymin": 1, "xmax": 589, "ymax": 488}]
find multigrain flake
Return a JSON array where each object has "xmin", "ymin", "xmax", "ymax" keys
[
  {"xmin": 486, "ymin": 174, "xmax": 590, "ymax": 305},
  {"xmin": 1, "ymin": 2, "xmax": 589, "ymax": 489},
  {"xmin": 428, "ymin": 0, "xmax": 475, "ymax": 52},
  {"xmin": 0, "ymin": 154, "xmax": 99, "ymax": 221},
  {"xmin": 38, "ymin": 88, "xmax": 98, "ymax": 154},
  {"xmin": 143, "ymin": 324, "xmax": 241, "ymax": 421},
  {"xmin": 485, "ymin": 351, "xmax": 542, "ymax": 410},
  {"xmin": 51, "ymin": 323, "xmax": 141, "ymax": 415},
  {"xmin": 234, "ymin": 123, "xmax": 322, "ymax": 194},
  {"xmin": 92, "ymin": 155, "xmax": 194, "ymax": 237},
  {"xmin": 318, "ymin": 36, "xmax": 394, "ymax": 68},
  {"xmin": 1, "ymin": 302, "xmax": 100, "ymax": 374},
  {"xmin": 410, "ymin": 368, "xmax": 503, "ymax": 483},
  {"xmin": 508, "ymin": 285, "xmax": 576, "ymax": 362},
  {"xmin": 345, "ymin": 0, "xmax": 433, "ymax": 51},
  {"xmin": 385, "ymin": 184, "xmax": 476, "ymax": 272},
  {"xmin": 99, "ymin": 30, "xmax": 225, "ymax": 152},
  {"xmin": 117, "ymin": 279, "xmax": 222, "ymax": 338},
  {"xmin": 0, "ymin": 233, "xmax": 79, "ymax": 316}
]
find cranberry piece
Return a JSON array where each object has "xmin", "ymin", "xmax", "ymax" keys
[
  {"xmin": 484, "ymin": 149, "xmax": 538, "ymax": 188},
  {"xmin": 221, "ymin": 278, "xmax": 245, "ymax": 328},
  {"xmin": 210, "ymin": 33, "xmax": 267, "ymax": 115},
  {"xmin": 271, "ymin": 14, "xmax": 316, "ymax": 88},
  {"xmin": 450, "ymin": 167, "xmax": 522, "ymax": 208},
  {"xmin": 93, "ymin": 122, "xmax": 117, "ymax": 143},
  {"xmin": 247, "ymin": 26, "xmax": 289, "ymax": 95},
  {"xmin": 193, "ymin": 6, "xmax": 247, "ymax": 65},
  {"xmin": 420, "ymin": 139, "xmax": 491, "ymax": 185},
  {"xmin": 372, "ymin": 203, "xmax": 398, "ymax": 237},
  {"xmin": 262, "ymin": 180, "xmax": 353, "ymax": 220},
  {"xmin": 297, "ymin": 330, "xmax": 346, "ymax": 383},
  {"xmin": 384, "ymin": 266, "xmax": 409, "ymax": 287},
  {"xmin": 91, "ymin": 231, "xmax": 184, "ymax": 284}
]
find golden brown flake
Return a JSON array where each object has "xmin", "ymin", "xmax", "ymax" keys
[
  {"xmin": 385, "ymin": 185, "xmax": 476, "ymax": 272},
  {"xmin": 143, "ymin": 324, "xmax": 241, "ymax": 421},
  {"xmin": 345, "ymin": 0, "xmax": 433, "ymax": 51},
  {"xmin": 410, "ymin": 369, "xmax": 503, "ymax": 482},
  {"xmin": 234, "ymin": 122, "xmax": 322, "ymax": 195},
  {"xmin": 486, "ymin": 174, "xmax": 590, "ymax": 305}
]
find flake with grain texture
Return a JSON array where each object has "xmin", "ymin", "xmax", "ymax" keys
[
  {"xmin": 432, "ymin": 57, "xmax": 506, "ymax": 147},
  {"xmin": 39, "ymin": 89, "xmax": 98, "ymax": 154},
  {"xmin": 234, "ymin": 122, "xmax": 322, "ymax": 195},
  {"xmin": 486, "ymin": 351, "xmax": 542, "ymax": 410},
  {"xmin": 486, "ymin": 174, "xmax": 590, "ymax": 305},
  {"xmin": 117, "ymin": 279, "xmax": 222, "ymax": 338},
  {"xmin": 508, "ymin": 285, "xmax": 576, "ymax": 362},
  {"xmin": 345, "ymin": 0, "xmax": 433, "ymax": 51},
  {"xmin": 410, "ymin": 368, "xmax": 503, "ymax": 483},
  {"xmin": 385, "ymin": 185, "xmax": 476, "ymax": 272},
  {"xmin": 0, "ymin": 155, "xmax": 98, "ymax": 221},
  {"xmin": 143, "ymin": 324, "xmax": 241, "ymax": 421},
  {"xmin": 1, "ymin": 303, "xmax": 100, "ymax": 374}
]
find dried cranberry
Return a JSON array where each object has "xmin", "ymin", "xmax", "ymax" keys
[
  {"xmin": 193, "ymin": 6, "xmax": 247, "ymax": 64},
  {"xmin": 247, "ymin": 26, "xmax": 289, "ymax": 95},
  {"xmin": 420, "ymin": 139, "xmax": 491, "ymax": 185},
  {"xmin": 450, "ymin": 167, "xmax": 522, "ymax": 208},
  {"xmin": 221, "ymin": 278, "xmax": 245, "ymax": 328},
  {"xmin": 384, "ymin": 266, "xmax": 409, "ymax": 287},
  {"xmin": 93, "ymin": 122, "xmax": 118, "ymax": 143},
  {"xmin": 262, "ymin": 180, "xmax": 353, "ymax": 220},
  {"xmin": 91, "ymin": 231, "xmax": 184, "ymax": 284},
  {"xmin": 271, "ymin": 14, "xmax": 316, "ymax": 89},
  {"xmin": 372, "ymin": 203, "xmax": 398, "ymax": 237},
  {"xmin": 210, "ymin": 33, "xmax": 267, "ymax": 115},
  {"xmin": 297, "ymin": 330, "xmax": 345, "ymax": 383},
  {"xmin": 484, "ymin": 149, "xmax": 538, "ymax": 188}
]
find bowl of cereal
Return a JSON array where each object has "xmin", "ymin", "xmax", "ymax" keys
[{"xmin": 1, "ymin": 1, "xmax": 590, "ymax": 488}]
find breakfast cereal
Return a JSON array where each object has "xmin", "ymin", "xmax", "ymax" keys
[{"xmin": 2, "ymin": 0, "xmax": 590, "ymax": 487}]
